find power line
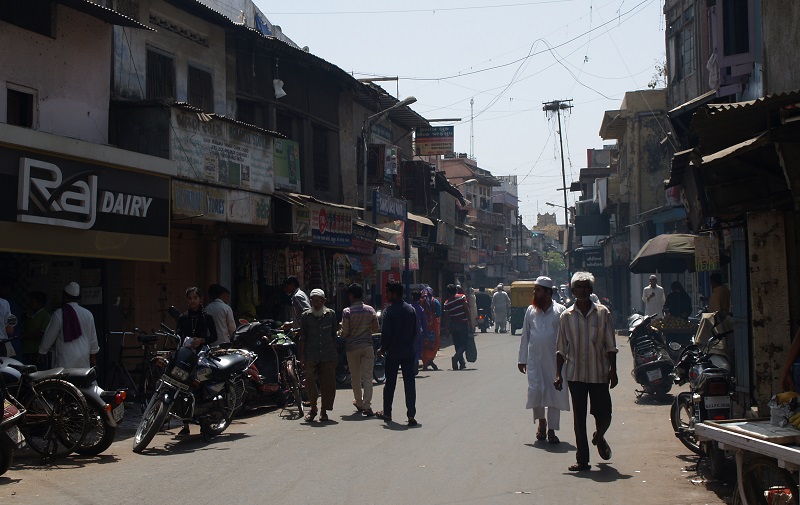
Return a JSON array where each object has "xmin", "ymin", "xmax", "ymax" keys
[{"xmin": 267, "ymin": 0, "xmax": 575, "ymax": 15}]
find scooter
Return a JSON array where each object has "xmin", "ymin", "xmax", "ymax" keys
[
  {"xmin": 627, "ymin": 312, "xmax": 674, "ymax": 398},
  {"xmin": 477, "ymin": 308, "xmax": 492, "ymax": 333},
  {"xmin": 0, "ymin": 361, "xmax": 25, "ymax": 476}
]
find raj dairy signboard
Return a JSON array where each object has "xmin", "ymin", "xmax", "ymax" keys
[
  {"xmin": 0, "ymin": 144, "xmax": 170, "ymax": 261},
  {"xmin": 294, "ymin": 203, "xmax": 353, "ymax": 247},
  {"xmin": 694, "ymin": 235, "xmax": 720, "ymax": 272},
  {"xmin": 173, "ymin": 181, "xmax": 270, "ymax": 227},
  {"xmin": 170, "ymin": 109, "xmax": 274, "ymax": 194},
  {"xmin": 273, "ymin": 138, "xmax": 300, "ymax": 192},
  {"xmin": 416, "ymin": 126, "xmax": 454, "ymax": 156},
  {"xmin": 373, "ymin": 191, "xmax": 407, "ymax": 222}
]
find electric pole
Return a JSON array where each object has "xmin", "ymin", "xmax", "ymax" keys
[{"xmin": 542, "ymin": 99, "xmax": 573, "ymax": 282}]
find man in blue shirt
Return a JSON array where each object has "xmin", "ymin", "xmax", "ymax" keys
[{"xmin": 376, "ymin": 281, "xmax": 418, "ymax": 426}]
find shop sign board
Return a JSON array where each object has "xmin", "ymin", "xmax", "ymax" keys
[
  {"xmin": 273, "ymin": 138, "xmax": 300, "ymax": 192},
  {"xmin": 694, "ymin": 235, "xmax": 720, "ymax": 272},
  {"xmin": 373, "ymin": 191, "xmax": 407, "ymax": 222},
  {"xmin": 583, "ymin": 249, "xmax": 604, "ymax": 270},
  {"xmin": 1, "ymin": 144, "xmax": 170, "ymax": 261},
  {"xmin": 416, "ymin": 126, "xmax": 454, "ymax": 156},
  {"xmin": 170, "ymin": 109, "xmax": 274, "ymax": 194},
  {"xmin": 293, "ymin": 203, "xmax": 353, "ymax": 247},
  {"xmin": 173, "ymin": 182, "xmax": 270, "ymax": 227},
  {"xmin": 350, "ymin": 223, "xmax": 378, "ymax": 255}
]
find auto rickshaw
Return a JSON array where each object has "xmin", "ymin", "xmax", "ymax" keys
[{"xmin": 510, "ymin": 280, "xmax": 536, "ymax": 335}]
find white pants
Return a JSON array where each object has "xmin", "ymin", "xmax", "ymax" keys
[{"xmin": 533, "ymin": 406, "xmax": 561, "ymax": 431}]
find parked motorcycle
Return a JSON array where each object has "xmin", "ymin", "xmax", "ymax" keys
[
  {"xmin": 477, "ymin": 308, "xmax": 492, "ymax": 333},
  {"xmin": 627, "ymin": 313, "xmax": 674, "ymax": 398},
  {"xmin": 132, "ymin": 308, "xmax": 255, "ymax": 452},
  {"xmin": 670, "ymin": 313, "xmax": 734, "ymax": 477},
  {"xmin": 335, "ymin": 334, "xmax": 386, "ymax": 386},
  {"xmin": 0, "ymin": 366, "xmax": 25, "ymax": 476}
]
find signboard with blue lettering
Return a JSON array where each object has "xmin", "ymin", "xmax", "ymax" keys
[{"xmin": 373, "ymin": 190, "xmax": 407, "ymax": 223}]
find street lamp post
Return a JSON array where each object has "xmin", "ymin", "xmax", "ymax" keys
[
  {"xmin": 545, "ymin": 202, "xmax": 571, "ymax": 281},
  {"xmin": 361, "ymin": 96, "xmax": 417, "ymax": 218}
]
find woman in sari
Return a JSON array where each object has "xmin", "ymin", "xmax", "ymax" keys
[{"xmin": 420, "ymin": 286, "xmax": 441, "ymax": 370}]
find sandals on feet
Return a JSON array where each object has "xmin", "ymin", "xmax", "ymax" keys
[
  {"xmin": 375, "ymin": 411, "xmax": 392, "ymax": 422},
  {"xmin": 547, "ymin": 431, "xmax": 560, "ymax": 444},
  {"xmin": 319, "ymin": 413, "xmax": 329, "ymax": 422},
  {"xmin": 592, "ymin": 431, "xmax": 612, "ymax": 460},
  {"xmin": 568, "ymin": 463, "xmax": 591, "ymax": 472},
  {"xmin": 304, "ymin": 410, "xmax": 317, "ymax": 422},
  {"xmin": 535, "ymin": 427, "xmax": 547, "ymax": 441}
]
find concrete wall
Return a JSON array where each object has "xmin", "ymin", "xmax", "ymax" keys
[
  {"xmin": 112, "ymin": 0, "xmax": 228, "ymax": 114},
  {"xmin": 0, "ymin": 6, "xmax": 113, "ymax": 143},
  {"xmin": 340, "ymin": 92, "xmax": 358, "ymax": 206},
  {"xmin": 762, "ymin": 0, "xmax": 800, "ymax": 94}
]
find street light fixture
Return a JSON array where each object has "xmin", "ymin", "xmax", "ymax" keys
[
  {"xmin": 361, "ymin": 96, "xmax": 417, "ymax": 216},
  {"xmin": 545, "ymin": 201, "xmax": 566, "ymax": 209},
  {"xmin": 454, "ymin": 178, "xmax": 478, "ymax": 188}
]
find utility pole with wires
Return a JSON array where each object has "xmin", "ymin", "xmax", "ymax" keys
[
  {"xmin": 469, "ymin": 98, "xmax": 475, "ymax": 159},
  {"xmin": 542, "ymin": 99, "xmax": 573, "ymax": 281}
]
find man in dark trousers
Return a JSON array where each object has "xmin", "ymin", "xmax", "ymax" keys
[{"xmin": 376, "ymin": 281, "xmax": 418, "ymax": 426}]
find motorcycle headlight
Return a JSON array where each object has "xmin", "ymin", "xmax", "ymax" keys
[{"xmin": 170, "ymin": 367, "xmax": 190, "ymax": 381}]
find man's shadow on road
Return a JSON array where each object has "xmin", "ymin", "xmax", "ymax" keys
[
  {"xmin": 562, "ymin": 463, "xmax": 632, "ymax": 482},
  {"xmin": 524, "ymin": 441, "xmax": 575, "ymax": 454}
]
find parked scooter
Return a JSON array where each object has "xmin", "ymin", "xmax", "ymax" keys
[
  {"xmin": 132, "ymin": 308, "xmax": 255, "ymax": 452},
  {"xmin": 0, "ymin": 362, "xmax": 25, "ymax": 476},
  {"xmin": 627, "ymin": 312, "xmax": 674, "ymax": 398},
  {"xmin": 477, "ymin": 308, "xmax": 492, "ymax": 333},
  {"xmin": 669, "ymin": 313, "xmax": 734, "ymax": 477}
]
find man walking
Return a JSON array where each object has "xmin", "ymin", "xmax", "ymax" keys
[
  {"xmin": 339, "ymin": 283, "xmax": 379, "ymax": 416},
  {"xmin": 492, "ymin": 284, "xmax": 511, "ymax": 332},
  {"xmin": 206, "ymin": 284, "xmax": 236, "ymax": 345},
  {"xmin": 442, "ymin": 284, "xmax": 472, "ymax": 370},
  {"xmin": 642, "ymin": 274, "xmax": 665, "ymax": 318},
  {"xmin": 376, "ymin": 281, "xmax": 417, "ymax": 426},
  {"xmin": 38, "ymin": 282, "xmax": 99, "ymax": 369},
  {"xmin": 518, "ymin": 276, "xmax": 569, "ymax": 444},
  {"xmin": 555, "ymin": 272, "xmax": 618, "ymax": 472},
  {"xmin": 298, "ymin": 289, "xmax": 338, "ymax": 422}
]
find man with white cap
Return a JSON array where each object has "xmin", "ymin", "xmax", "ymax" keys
[
  {"xmin": 518, "ymin": 276, "xmax": 569, "ymax": 443},
  {"xmin": 38, "ymin": 282, "xmax": 99, "ymax": 369},
  {"xmin": 492, "ymin": 283, "xmax": 511, "ymax": 333},
  {"xmin": 297, "ymin": 288, "xmax": 338, "ymax": 422},
  {"xmin": 642, "ymin": 274, "xmax": 666, "ymax": 319}
]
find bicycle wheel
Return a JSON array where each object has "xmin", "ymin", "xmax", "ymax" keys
[
  {"xmin": 22, "ymin": 380, "xmax": 89, "ymax": 458},
  {"xmin": 739, "ymin": 457, "xmax": 798, "ymax": 505},
  {"xmin": 284, "ymin": 359, "xmax": 304, "ymax": 417}
]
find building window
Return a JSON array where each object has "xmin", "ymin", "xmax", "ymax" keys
[
  {"xmin": 667, "ymin": 6, "xmax": 695, "ymax": 83},
  {"xmin": 236, "ymin": 99, "xmax": 267, "ymax": 129},
  {"xmin": 6, "ymin": 87, "xmax": 34, "ymax": 128},
  {"xmin": 276, "ymin": 112, "xmax": 293, "ymax": 139},
  {"xmin": 146, "ymin": 48, "xmax": 175, "ymax": 100},
  {"xmin": 0, "ymin": 0, "xmax": 54, "ymax": 37},
  {"xmin": 312, "ymin": 125, "xmax": 329, "ymax": 191},
  {"xmin": 722, "ymin": 0, "xmax": 749, "ymax": 56},
  {"xmin": 187, "ymin": 65, "xmax": 213, "ymax": 112}
]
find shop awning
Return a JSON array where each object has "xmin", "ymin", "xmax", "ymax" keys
[
  {"xmin": 700, "ymin": 132, "xmax": 771, "ymax": 165},
  {"xmin": 376, "ymin": 238, "xmax": 400, "ymax": 250},
  {"xmin": 57, "ymin": 0, "xmax": 154, "ymax": 30},
  {"xmin": 273, "ymin": 190, "xmax": 362, "ymax": 211},
  {"xmin": 407, "ymin": 212, "xmax": 434, "ymax": 226}
]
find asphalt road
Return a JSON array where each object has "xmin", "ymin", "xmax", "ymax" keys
[{"xmin": 1, "ymin": 330, "xmax": 732, "ymax": 504}]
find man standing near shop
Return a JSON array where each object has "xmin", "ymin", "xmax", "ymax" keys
[
  {"xmin": 206, "ymin": 284, "xmax": 236, "ymax": 345},
  {"xmin": 555, "ymin": 271, "xmax": 618, "ymax": 472},
  {"xmin": 708, "ymin": 273, "xmax": 731, "ymax": 315},
  {"xmin": 442, "ymin": 284, "xmax": 472, "ymax": 370},
  {"xmin": 298, "ymin": 289, "xmax": 338, "ymax": 422},
  {"xmin": 283, "ymin": 276, "xmax": 311, "ymax": 331},
  {"xmin": 38, "ymin": 282, "xmax": 99, "ymax": 369},
  {"xmin": 492, "ymin": 283, "xmax": 511, "ymax": 332},
  {"xmin": 642, "ymin": 274, "xmax": 666, "ymax": 319},
  {"xmin": 340, "ymin": 283, "xmax": 379, "ymax": 417},
  {"xmin": 376, "ymin": 281, "xmax": 417, "ymax": 426}
]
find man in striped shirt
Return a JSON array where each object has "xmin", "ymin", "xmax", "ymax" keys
[
  {"xmin": 442, "ymin": 284, "xmax": 473, "ymax": 370},
  {"xmin": 340, "ymin": 283, "xmax": 380, "ymax": 416},
  {"xmin": 554, "ymin": 271, "xmax": 618, "ymax": 472}
]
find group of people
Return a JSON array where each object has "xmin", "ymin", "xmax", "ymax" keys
[
  {"xmin": 642, "ymin": 273, "xmax": 731, "ymax": 320},
  {"xmin": 517, "ymin": 272, "xmax": 618, "ymax": 472}
]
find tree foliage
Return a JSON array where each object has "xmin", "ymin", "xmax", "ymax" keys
[{"xmin": 544, "ymin": 250, "xmax": 566, "ymax": 284}]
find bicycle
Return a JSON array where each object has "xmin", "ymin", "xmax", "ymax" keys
[{"xmin": 105, "ymin": 328, "xmax": 175, "ymax": 413}]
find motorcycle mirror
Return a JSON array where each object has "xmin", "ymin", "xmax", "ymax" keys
[{"xmin": 168, "ymin": 306, "xmax": 180, "ymax": 320}]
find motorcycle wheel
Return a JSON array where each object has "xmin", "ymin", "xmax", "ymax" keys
[
  {"xmin": 654, "ymin": 382, "xmax": 672, "ymax": 399},
  {"xmin": 481, "ymin": 327, "xmax": 487, "ymax": 333},
  {"xmin": 707, "ymin": 441, "xmax": 726, "ymax": 480},
  {"xmin": 23, "ymin": 379, "xmax": 89, "ymax": 458},
  {"xmin": 284, "ymin": 360, "xmax": 304, "ymax": 417},
  {"xmin": 200, "ymin": 409, "xmax": 231, "ymax": 438},
  {"xmin": 75, "ymin": 402, "xmax": 116, "ymax": 456},
  {"xmin": 132, "ymin": 395, "xmax": 169, "ymax": 453},
  {"xmin": 670, "ymin": 392, "xmax": 702, "ymax": 455},
  {"xmin": 373, "ymin": 356, "xmax": 386, "ymax": 384},
  {"xmin": 738, "ymin": 457, "xmax": 798, "ymax": 505},
  {"xmin": 0, "ymin": 438, "xmax": 14, "ymax": 476}
]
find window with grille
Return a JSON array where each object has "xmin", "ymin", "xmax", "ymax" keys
[
  {"xmin": 667, "ymin": 6, "xmax": 695, "ymax": 83},
  {"xmin": 146, "ymin": 49, "xmax": 175, "ymax": 100},
  {"xmin": 187, "ymin": 65, "xmax": 213, "ymax": 112},
  {"xmin": 312, "ymin": 125, "xmax": 329, "ymax": 191},
  {"xmin": 6, "ymin": 88, "xmax": 34, "ymax": 128}
]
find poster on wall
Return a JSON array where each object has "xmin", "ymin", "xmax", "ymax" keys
[
  {"xmin": 694, "ymin": 235, "xmax": 720, "ymax": 272},
  {"xmin": 273, "ymin": 139, "xmax": 300, "ymax": 192},
  {"xmin": 309, "ymin": 203, "xmax": 353, "ymax": 247},
  {"xmin": 172, "ymin": 182, "xmax": 271, "ymax": 227},
  {"xmin": 170, "ymin": 108, "xmax": 275, "ymax": 194}
]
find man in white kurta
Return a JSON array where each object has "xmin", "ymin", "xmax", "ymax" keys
[
  {"xmin": 38, "ymin": 282, "xmax": 99, "ymax": 369},
  {"xmin": 518, "ymin": 276, "xmax": 569, "ymax": 443}
]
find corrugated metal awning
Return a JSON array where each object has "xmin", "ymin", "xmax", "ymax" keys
[
  {"xmin": 57, "ymin": 0, "xmax": 154, "ymax": 29},
  {"xmin": 407, "ymin": 212, "xmax": 434, "ymax": 226},
  {"xmin": 273, "ymin": 191, "xmax": 361, "ymax": 211},
  {"xmin": 376, "ymin": 238, "xmax": 400, "ymax": 250}
]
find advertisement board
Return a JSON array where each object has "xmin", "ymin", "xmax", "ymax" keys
[
  {"xmin": 416, "ymin": 126, "xmax": 454, "ymax": 156},
  {"xmin": 273, "ymin": 138, "xmax": 300, "ymax": 192}
]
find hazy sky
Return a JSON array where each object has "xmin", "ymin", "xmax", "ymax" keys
[{"xmin": 256, "ymin": 0, "xmax": 666, "ymax": 226}]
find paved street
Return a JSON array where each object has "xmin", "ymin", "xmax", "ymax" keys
[{"xmin": 1, "ymin": 331, "xmax": 732, "ymax": 504}]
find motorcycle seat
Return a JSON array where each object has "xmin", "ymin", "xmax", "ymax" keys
[
  {"xmin": 60, "ymin": 367, "xmax": 98, "ymax": 387},
  {"xmin": 26, "ymin": 367, "xmax": 65, "ymax": 382},
  {"xmin": 8, "ymin": 363, "xmax": 37, "ymax": 375}
]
